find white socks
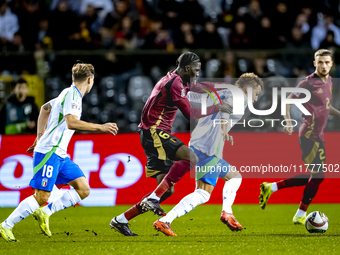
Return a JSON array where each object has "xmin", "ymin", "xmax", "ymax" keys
[
  {"xmin": 271, "ymin": 182, "xmax": 278, "ymax": 192},
  {"xmin": 1, "ymin": 195, "xmax": 39, "ymax": 229},
  {"xmin": 1, "ymin": 190, "xmax": 82, "ymax": 229},
  {"xmin": 295, "ymin": 209, "xmax": 307, "ymax": 217},
  {"xmin": 159, "ymin": 189, "xmax": 210, "ymax": 224},
  {"xmin": 116, "ymin": 213, "xmax": 128, "ymax": 224},
  {"xmin": 222, "ymin": 173, "xmax": 242, "ymax": 214},
  {"xmin": 43, "ymin": 189, "xmax": 82, "ymax": 216},
  {"xmin": 148, "ymin": 192, "xmax": 160, "ymax": 201}
]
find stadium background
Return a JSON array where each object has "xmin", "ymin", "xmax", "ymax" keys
[{"xmin": 1, "ymin": 0, "xmax": 340, "ymax": 207}]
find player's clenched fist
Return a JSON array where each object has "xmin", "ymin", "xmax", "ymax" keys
[
  {"xmin": 26, "ymin": 138, "xmax": 38, "ymax": 154},
  {"xmin": 101, "ymin": 123, "xmax": 118, "ymax": 135},
  {"xmin": 284, "ymin": 126, "xmax": 293, "ymax": 135},
  {"xmin": 218, "ymin": 100, "xmax": 233, "ymax": 114}
]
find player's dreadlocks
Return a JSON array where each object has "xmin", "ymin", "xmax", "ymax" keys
[{"xmin": 176, "ymin": 52, "xmax": 200, "ymax": 68}]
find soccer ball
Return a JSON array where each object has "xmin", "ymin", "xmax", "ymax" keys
[{"xmin": 305, "ymin": 211, "xmax": 329, "ymax": 233}]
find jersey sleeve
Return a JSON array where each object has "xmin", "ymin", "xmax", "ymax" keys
[
  {"xmin": 63, "ymin": 89, "xmax": 82, "ymax": 118},
  {"xmin": 176, "ymin": 97, "xmax": 219, "ymax": 120},
  {"xmin": 289, "ymin": 79, "xmax": 312, "ymax": 99},
  {"xmin": 191, "ymin": 82, "xmax": 230, "ymax": 93},
  {"xmin": 48, "ymin": 98, "xmax": 56, "ymax": 108}
]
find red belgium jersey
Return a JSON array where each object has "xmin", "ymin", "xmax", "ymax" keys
[
  {"xmin": 138, "ymin": 72, "xmax": 190, "ymax": 133},
  {"xmin": 138, "ymin": 71, "xmax": 219, "ymax": 133},
  {"xmin": 290, "ymin": 72, "xmax": 333, "ymax": 142}
]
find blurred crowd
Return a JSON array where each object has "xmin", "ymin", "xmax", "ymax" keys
[
  {"xmin": 1, "ymin": 0, "xmax": 340, "ymax": 52},
  {"xmin": 1, "ymin": 0, "xmax": 340, "ymax": 133}
]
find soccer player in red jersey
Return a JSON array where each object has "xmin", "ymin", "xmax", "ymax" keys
[
  {"xmin": 259, "ymin": 49, "xmax": 340, "ymax": 224},
  {"xmin": 110, "ymin": 52, "xmax": 232, "ymax": 236}
]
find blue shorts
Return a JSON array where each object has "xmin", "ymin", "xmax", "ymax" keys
[
  {"xmin": 29, "ymin": 151, "xmax": 85, "ymax": 192},
  {"xmin": 190, "ymin": 146, "xmax": 230, "ymax": 187}
]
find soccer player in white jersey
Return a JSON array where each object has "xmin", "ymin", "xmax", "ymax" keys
[
  {"xmin": 153, "ymin": 73, "xmax": 263, "ymax": 236},
  {"xmin": 0, "ymin": 62, "xmax": 118, "ymax": 242}
]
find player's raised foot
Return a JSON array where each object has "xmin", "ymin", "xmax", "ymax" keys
[
  {"xmin": 259, "ymin": 182, "xmax": 273, "ymax": 210},
  {"xmin": 140, "ymin": 198, "xmax": 166, "ymax": 216},
  {"xmin": 153, "ymin": 220, "xmax": 177, "ymax": 236},
  {"xmin": 32, "ymin": 208, "xmax": 51, "ymax": 237},
  {"xmin": 293, "ymin": 215, "xmax": 307, "ymax": 225},
  {"xmin": 220, "ymin": 211, "xmax": 244, "ymax": 231},
  {"xmin": 0, "ymin": 224, "xmax": 17, "ymax": 242},
  {"xmin": 110, "ymin": 217, "xmax": 138, "ymax": 236}
]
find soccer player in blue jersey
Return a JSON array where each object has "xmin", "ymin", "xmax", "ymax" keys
[
  {"xmin": 154, "ymin": 73, "xmax": 264, "ymax": 236},
  {"xmin": 0, "ymin": 62, "xmax": 118, "ymax": 242}
]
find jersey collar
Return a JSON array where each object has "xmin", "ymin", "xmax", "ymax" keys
[{"xmin": 72, "ymin": 84, "xmax": 83, "ymax": 98}]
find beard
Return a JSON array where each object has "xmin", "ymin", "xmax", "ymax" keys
[{"xmin": 318, "ymin": 69, "xmax": 329, "ymax": 77}]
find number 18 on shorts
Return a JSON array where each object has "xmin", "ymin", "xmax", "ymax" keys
[{"xmin": 29, "ymin": 151, "xmax": 85, "ymax": 192}]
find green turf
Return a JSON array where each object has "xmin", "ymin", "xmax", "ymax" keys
[{"xmin": 1, "ymin": 204, "xmax": 339, "ymax": 255}]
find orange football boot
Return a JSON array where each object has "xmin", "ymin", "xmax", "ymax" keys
[
  {"xmin": 220, "ymin": 211, "xmax": 244, "ymax": 231},
  {"xmin": 153, "ymin": 220, "xmax": 178, "ymax": 236}
]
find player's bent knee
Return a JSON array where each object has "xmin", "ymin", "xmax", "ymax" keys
[
  {"xmin": 77, "ymin": 186, "xmax": 90, "ymax": 200},
  {"xmin": 189, "ymin": 150, "xmax": 199, "ymax": 165},
  {"xmin": 176, "ymin": 146, "xmax": 198, "ymax": 165},
  {"xmin": 34, "ymin": 190, "xmax": 51, "ymax": 206},
  {"xmin": 193, "ymin": 154, "xmax": 199, "ymax": 165},
  {"xmin": 82, "ymin": 187, "xmax": 90, "ymax": 199},
  {"xmin": 195, "ymin": 189, "xmax": 210, "ymax": 205}
]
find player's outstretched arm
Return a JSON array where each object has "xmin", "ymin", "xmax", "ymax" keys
[
  {"xmin": 176, "ymin": 97, "xmax": 232, "ymax": 120},
  {"xmin": 218, "ymin": 99, "xmax": 233, "ymax": 113},
  {"xmin": 27, "ymin": 102, "xmax": 52, "ymax": 154},
  {"xmin": 330, "ymin": 105, "xmax": 340, "ymax": 118},
  {"xmin": 65, "ymin": 114, "xmax": 118, "ymax": 135}
]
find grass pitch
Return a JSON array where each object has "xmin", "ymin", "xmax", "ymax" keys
[{"xmin": 1, "ymin": 204, "xmax": 339, "ymax": 255}]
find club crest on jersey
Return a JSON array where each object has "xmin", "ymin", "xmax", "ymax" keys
[
  {"xmin": 42, "ymin": 178, "xmax": 48, "ymax": 187},
  {"xmin": 181, "ymin": 89, "xmax": 186, "ymax": 97},
  {"xmin": 72, "ymin": 103, "xmax": 78, "ymax": 109}
]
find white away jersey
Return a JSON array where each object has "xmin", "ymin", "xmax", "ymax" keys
[
  {"xmin": 188, "ymin": 89, "xmax": 247, "ymax": 159},
  {"xmin": 35, "ymin": 85, "xmax": 82, "ymax": 157}
]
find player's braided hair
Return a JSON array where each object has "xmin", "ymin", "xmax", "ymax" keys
[
  {"xmin": 176, "ymin": 52, "xmax": 200, "ymax": 68},
  {"xmin": 235, "ymin": 73, "xmax": 264, "ymax": 89},
  {"xmin": 72, "ymin": 60, "xmax": 95, "ymax": 82}
]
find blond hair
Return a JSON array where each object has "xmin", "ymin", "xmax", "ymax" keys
[
  {"xmin": 72, "ymin": 62, "xmax": 95, "ymax": 82},
  {"xmin": 235, "ymin": 72, "xmax": 264, "ymax": 89},
  {"xmin": 314, "ymin": 49, "xmax": 332, "ymax": 60}
]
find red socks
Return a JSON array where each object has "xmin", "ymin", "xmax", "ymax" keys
[
  {"xmin": 123, "ymin": 159, "xmax": 194, "ymax": 221},
  {"xmin": 123, "ymin": 192, "xmax": 152, "ymax": 221},
  {"xmin": 276, "ymin": 180, "xmax": 286, "ymax": 190},
  {"xmin": 301, "ymin": 171, "xmax": 325, "ymax": 206},
  {"xmin": 298, "ymin": 202, "xmax": 309, "ymax": 212},
  {"xmin": 154, "ymin": 159, "xmax": 192, "ymax": 198}
]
